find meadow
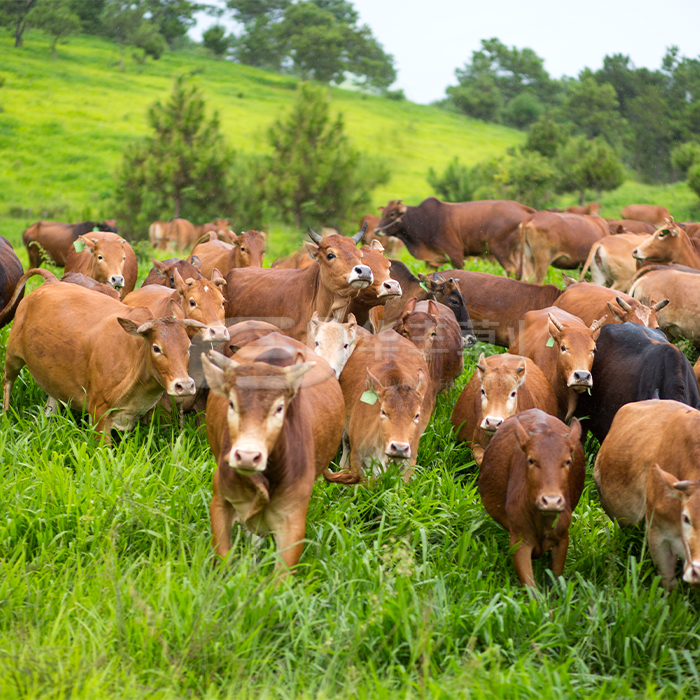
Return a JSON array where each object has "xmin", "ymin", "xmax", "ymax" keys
[{"xmin": 2, "ymin": 30, "xmax": 700, "ymax": 700}]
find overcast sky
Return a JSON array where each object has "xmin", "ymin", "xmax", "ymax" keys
[{"xmin": 192, "ymin": 0, "xmax": 700, "ymax": 104}]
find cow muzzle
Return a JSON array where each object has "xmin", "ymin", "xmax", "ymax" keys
[
  {"xmin": 462, "ymin": 334, "xmax": 477, "ymax": 348},
  {"xmin": 203, "ymin": 325, "xmax": 230, "ymax": 343},
  {"xmin": 386, "ymin": 441, "xmax": 411, "ymax": 460},
  {"xmin": 377, "ymin": 279, "xmax": 402, "ymax": 298},
  {"xmin": 568, "ymin": 371, "xmax": 592, "ymax": 391},
  {"xmin": 683, "ymin": 561, "xmax": 700, "ymax": 586},
  {"xmin": 536, "ymin": 494, "xmax": 565, "ymax": 512},
  {"xmin": 229, "ymin": 442, "xmax": 268, "ymax": 472},
  {"xmin": 480, "ymin": 415, "xmax": 504, "ymax": 433},
  {"xmin": 168, "ymin": 377, "xmax": 196, "ymax": 396},
  {"xmin": 347, "ymin": 265, "xmax": 373, "ymax": 289},
  {"xmin": 109, "ymin": 275, "xmax": 125, "ymax": 289}
]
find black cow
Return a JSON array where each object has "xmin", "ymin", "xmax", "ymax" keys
[
  {"xmin": 575, "ymin": 322, "xmax": 700, "ymax": 442},
  {"xmin": 0, "ymin": 236, "xmax": 24, "ymax": 328}
]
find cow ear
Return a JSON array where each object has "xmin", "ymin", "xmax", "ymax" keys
[
  {"xmin": 310, "ymin": 311, "xmax": 320, "ymax": 327},
  {"xmin": 476, "ymin": 352, "xmax": 487, "ymax": 375},
  {"xmin": 117, "ymin": 317, "xmax": 142, "ymax": 336},
  {"xmin": 567, "ymin": 417, "xmax": 582, "ymax": 444},
  {"xmin": 369, "ymin": 239, "xmax": 385, "ymax": 252},
  {"xmin": 167, "ymin": 298, "xmax": 184, "ymax": 319},
  {"xmin": 190, "ymin": 255, "xmax": 203, "ymax": 270},
  {"xmin": 304, "ymin": 241, "xmax": 320, "ymax": 259},
  {"xmin": 79, "ymin": 235, "xmax": 96, "ymax": 252},
  {"xmin": 366, "ymin": 368, "xmax": 384, "ymax": 393},
  {"xmin": 513, "ymin": 418, "xmax": 530, "ymax": 454},
  {"xmin": 427, "ymin": 299, "xmax": 439, "ymax": 318},
  {"xmin": 398, "ymin": 203, "xmax": 407, "ymax": 214},
  {"xmin": 515, "ymin": 359, "xmax": 527, "ymax": 385},
  {"xmin": 211, "ymin": 269, "xmax": 226, "ymax": 287},
  {"xmin": 173, "ymin": 268, "xmax": 188, "ymax": 296},
  {"xmin": 283, "ymin": 361, "xmax": 315, "ymax": 394},
  {"xmin": 606, "ymin": 301, "xmax": 623, "ymax": 323},
  {"xmin": 417, "ymin": 273, "xmax": 437, "ymax": 292},
  {"xmin": 562, "ymin": 274, "xmax": 577, "ymax": 288},
  {"xmin": 415, "ymin": 368, "xmax": 428, "ymax": 397},
  {"xmin": 547, "ymin": 316, "xmax": 562, "ymax": 343},
  {"xmin": 229, "ymin": 232, "xmax": 240, "ymax": 247},
  {"xmin": 346, "ymin": 313, "xmax": 357, "ymax": 332},
  {"xmin": 650, "ymin": 464, "xmax": 684, "ymax": 500},
  {"xmin": 151, "ymin": 258, "xmax": 167, "ymax": 274},
  {"xmin": 403, "ymin": 298, "xmax": 417, "ymax": 315},
  {"xmin": 201, "ymin": 352, "xmax": 227, "ymax": 395}
]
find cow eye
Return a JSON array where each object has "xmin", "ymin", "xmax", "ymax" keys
[
  {"xmin": 414, "ymin": 412, "xmax": 420, "ymax": 422},
  {"xmin": 684, "ymin": 513, "xmax": 692, "ymax": 525},
  {"xmin": 122, "ymin": 256, "xmax": 126, "ymax": 262},
  {"xmin": 380, "ymin": 409, "xmax": 388, "ymax": 418},
  {"xmin": 152, "ymin": 345, "xmax": 161, "ymax": 354},
  {"xmin": 326, "ymin": 253, "xmax": 336, "ymax": 261},
  {"xmin": 189, "ymin": 299, "xmax": 196, "ymax": 307},
  {"xmin": 528, "ymin": 458, "xmax": 535, "ymax": 466},
  {"xmin": 275, "ymin": 404, "xmax": 284, "ymax": 416},
  {"xmin": 560, "ymin": 345, "xmax": 566, "ymax": 353},
  {"xmin": 510, "ymin": 391, "xmax": 516, "ymax": 398},
  {"xmin": 315, "ymin": 341, "xmax": 319, "ymax": 347},
  {"xmin": 450, "ymin": 299, "xmax": 457, "ymax": 305},
  {"xmin": 222, "ymin": 301, "xmax": 225, "ymax": 308},
  {"xmin": 98, "ymin": 254, "xmax": 104, "ymax": 261},
  {"xmin": 564, "ymin": 459, "xmax": 571, "ymax": 468},
  {"xmin": 431, "ymin": 330, "xmax": 437, "ymax": 337},
  {"xmin": 241, "ymin": 247, "xmax": 246, "ymax": 252},
  {"xmin": 343, "ymin": 343, "xmax": 349, "ymax": 349},
  {"xmin": 229, "ymin": 400, "xmax": 234, "ymax": 410},
  {"xmin": 481, "ymin": 388, "xmax": 486, "ymax": 396}
]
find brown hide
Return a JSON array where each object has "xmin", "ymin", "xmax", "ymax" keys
[
  {"xmin": 202, "ymin": 335, "xmax": 344, "ymax": 574},
  {"xmin": 360, "ymin": 212, "xmax": 404, "ymax": 257},
  {"xmin": 621, "ymin": 204, "xmax": 671, "ymax": 226},
  {"xmin": 683, "ymin": 222, "xmax": 700, "ymax": 238},
  {"xmin": 149, "ymin": 221, "xmax": 169, "ymax": 249},
  {"xmin": 566, "ymin": 203, "xmax": 600, "ymax": 215},
  {"xmin": 3, "ymin": 283, "xmax": 198, "ymax": 437},
  {"xmin": 518, "ymin": 211, "xmax": 608, "ymax": 284},
  {"xmin": 64, "ymin": 231, "xmax": 138, "ymax": 296},
  {"xmin": 191, "ymin": 230, "xmax": 266, "ymax": 277},
  {"xmin": 632, "ymin": 222, "xmax": 700, "ymax": 269},
  {"xmin": 331, "ymin": 330, "xmax": 432, "ymax": 483},
  {"xmin": 376, "ymin": 198, "xmax": 535, "ymax": 274},
  {"xmin": 141, "ymin": 257, "xmax": 203, "ymax": 288},
  {"xmin": 606, "ymin": 219, "xmax": 656, "ymax": 235},
  {"xmin": 60, "ymin": 272, "xmax": 121, "ymax": 300},
  {"xmin": 451, "ymin": 353, "xmax": 558, "ymax": 466},
  {"xmin": 479, "ymin": 409, "xmax": 585, "ymax": 588},
  {"xmin": 0, "ymin": 236, "xmax": 25, "ymax": 328},
  {"xmin": 578, "ymin": 233, "xmax": 650, "ymax": 290},
  {"xmin": 508, "ymin": 306, "xmax": 602, "ymax": 421},
  {"xmin": 594, "ymin": 399, "xmax": 700, "ymax": 590},
  {"xmin": 443, "ymin": 270, "xmax": 563, "ymax": 347},
  {"xmin": 224, "ymin": 232, "xmax": 373, "ymax": 343},
  {"xmin": 554, "ymin": 281, "xmax": 665, "ymax": 328},
  {"xmin": 170, "ymin": 219, "xmax": 199, "ymax": 251}
]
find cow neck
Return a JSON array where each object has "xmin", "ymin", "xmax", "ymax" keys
[
  {"xmin": 115, "ymin": 333, "xmax": 167, "ymax": 406},
  {"xmin": 306, "ymin": 262, "xmax": 355, "ymax": 322}
]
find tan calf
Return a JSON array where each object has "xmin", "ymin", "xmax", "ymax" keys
[
  {"xmin": 632, "ymin": 221, "xmax": 700, "ymax": 269},
  {"xmin": 579, "ymin": 233, "xmax": 650, "ymax": 291}
]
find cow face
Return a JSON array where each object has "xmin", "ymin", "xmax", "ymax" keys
[
  {"xmin": 173, "ymin": 269, "xmax": 229, "ymax": 343},
  {"xmin": 606, "ymin": 296, "xmax": 669, "ymax": 328},
  {"xmin": 231, "ymin": 230, "xmax": 266, "ymax": 268},
  {"xmin": 394, "ymin": 298, "xmax": 438, "ymax": 362},
  {"xmin": 304, "ymin": 233, "xmax": 373, "ymax": 297},
  {"xmin": 428, "ymin": 275, "xmax": 476, "ymax": 345},
  {"xmin": 309, "ymin": 312, "xmax": 357, "ymax": 378},
  {"xmin": 548, "ymin": 313, "xmax": 602, "ymax": 392},
  {"xmin": 514, "ymin": 417, "xmax": 581, "ymax": 513},
  {"xmin": 368, "ymin": 368, "xmax": 427, "ymax": 464},
  {"xmin": 375, "ymin": 200, "xmax": 407, "ymax": 236},
  {"xmin": 151, "ymin": 257, "xmax": 203, "ymax": 288},
  {"xmin": 632, "ymin": 223, "xmax": 686, "ymax": 264},
  {"xmin": 117, "ymin": 316, "xmax": 200, "ymax": 397},
  {"xmin": 477, "ymin": 353, "xmax": 527, "ymax": 433},
  {"xmin": 354, "ymin": 242, "xmax": 401, "ymax": 304},
  {"xmin": 79, "ymin": 233, "xmax": 127, "ymax": 290},
  {"xmin": 202, "ymin": 350, "xmax": 315, "ymax": 473}
]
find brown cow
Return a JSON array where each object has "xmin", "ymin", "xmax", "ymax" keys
[
  {"xmin": 479, "ymin": 409, "xmax": 585, "ymax": 589},
  {"xmin": 149, "ymin": 221, "xmax": 169, "ymax": 249},
  {"xmin": 360, "ymin": 211, "xmax": 404, "ymax": 257},
  {"xmin": 518, "ymin": 211, "xmax": 608, "ymax": 284},
  {"xmin": 393, "ymin": 298, "xmax": 464, "ymax": 398},
  {"xmin": 3, "ymin": 282, "xmax": 202, "ymax": 437},
  {"xmin": 629, "ymin": 266, "xmax": 700, "ymax": 344},
  {"xmin": 328, "ymin": 330, "xmax": 431, "ymax": 484},
  {"xmin": 566, "ymin": 203, "xmax": 600, "ymax": 215},
  {"xmin": 594, "ymin": 399, "xmax": 700, "ymax": 590},
  {"xmin": 606, "ymin": 219, "xmax": 656, "ymax": 235},
  {"xmin": 0, "ymin": 236, "xmax": 25, "ymax": 329},
  {"xmin": 621, "ymin": 204, "xmax": 671, "ymax": 226},
  {"xmin": 190, "ymin": 230, "xmax": 267, "ymax": 278},
  {"xmin": 141, "ymin": 257, "xmax": 203, "ymax": 288},
  {"xmin": 375, "ymin": 197, "xmax": 535, "ymax": 274},
  {"xmin": 451, "ymin": 353, "xmax": 558, "ymax": 466},
  {"xmin": 224, "ymin": 228, "xmax": 373, "ymax": 343},
  {"xmin": 554, "ymin": 281, "xmax": 667, "ymax": 328},
  {"xmin": 682, "ymin": 222, "xmax": 700, "ymax": 238},
  {"xmin": 509, "ymin": 307, "xmax": 604, "ymax": 421},
  {"xmin": 201, "ymin": 336, "xmax": 345, "ymax": 574},
  {"xmin": 632, "ymin": 221, "xmax": 700, "ymax": 269},
  {"xmin": 443, "ymin": 270, "xmax": 563, "ymax": 347},
  {"xmin": 64, "ymin": 231, "xmax": 138, "ymax": 297},
  {"xmin": 22, "ymin": 219, "xmax": 118, "ymax": 268},
  {"xmin": 578, "ymin": 233, "xmax": 650, "ymax": 290}
]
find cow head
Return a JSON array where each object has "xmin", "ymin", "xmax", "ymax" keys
[
  {"xmin": 606, "ymin": 296, "xmax": 669, "ymax": 328},
  {"xmin": 117, "ymin": 316, "xmax": 201, "ymax": 397},
  {"xmin": 425, "ymin": 274, "xmax": 476, "ymax": 345},
  {"xmin": 477, "ymin": 353, "xmax": 527, "ymax": 433},
  {"xmin": 152, "ymin": 257, "xmax": 203, "ymax": 288},
  {"xmin": 308, "ymin": 311, "xmax": 357, "ymax": 378},
  {"xmin": 304, "ymin": 229, "xmax": 373, "ymax": 297},
  {"xmin": 78, "ymin": 232, "xmax": 127, "ymax": 291},
  {"xmin": 202, "ymin": 349, "xmax": 315, "ymax": 473},
  {"xmin": 393, "ymin": 298, "xmax": 439, "ymax": 362},
  {"xmin": 367, "ymin": 367, "xmax": 427, "ymax": 463},
  {"xmin": 375, "ymin": 200, "xmax": 408, "ymax": 236},
  {"xmin": 514, "ymin": 416, "xmax": 582, "ymax": 513},
  {"xmin": 632, "ymin": 221, "xmax": 687, "ymax": 264},
  {"xmin": 231, "ymin": 230, "xmax": 266, "ymax": 268},
  {"xmin": 173, "ymin": 268, "xmax": 229, "ymax": 343},
  {"xmin": 99, "ymin": 219, "xmax": 118, "ymax": 233},
  {"xmin": 353, "ymin": 241, "xmax": 401, "ymax": 305},
  {"xmin": 647, "ymin": 464, "xmax": 700, "ymax": 589}
]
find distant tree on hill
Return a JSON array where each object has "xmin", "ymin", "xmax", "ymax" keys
[
  {"xmin": 115, "ymin": 74, "xmax": 234, "ymax": 238},
  {"xmin": 202, "ymin": 24, "xmax": 231, "ymax": 57},
  {"xmin": 427, "ymin": 158, "xmax": 477, "ymax": 203},
  {"xmin": 562, "ymin": 74, "xmax": 625, "ymax": 145},
  {"xmin": 524, "ymin": 116, "xmax": 569, "ymax": 159},
  {"xmin": 0, "ymin": 0, "xmax": 38, "ymax": 47},
  {"xmin": 146, "ymin": 0, "xmax": 199, "ymax": 48},
  {"xmin": 34, "ymin": 0, "xmax": 81, "ymax": 59},
  {"xmin": 672, "ymin": 141, "xmax": 700, "ymax": 177}
]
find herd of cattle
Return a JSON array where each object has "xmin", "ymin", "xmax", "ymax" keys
[{"xmin": 2, "ymin": 197, "xmax": 700, "ymax": 591}]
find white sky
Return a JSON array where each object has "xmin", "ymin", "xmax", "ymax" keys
[{"xmin": 192, "ymin": 0, "xmax": 700, "ymax": 104}]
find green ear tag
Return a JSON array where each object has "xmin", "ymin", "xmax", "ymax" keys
[
  {"xmin": 349, "ymin": 339, "xmax": 354, "ymax": 346},
  {"xmin": 360, "ymin": 389, "xmax": 378, "ymax": 405},
  {"xmin": 73, "ymin": 239, "xmax": 85, "ymax": 252},
  {"xmin": 419, "ymin": 282, "xmax": 430, "ymax": 293},
  {"xmin": 546, "ymin": 336, "xmax": 555, "ymax": 347},
  {"xmin": 92, "ymin": 226, "xmax": 100, "ymax": 232}
]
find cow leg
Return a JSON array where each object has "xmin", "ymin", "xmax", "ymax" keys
[
  {"xmin": 648, "ymin": 530, "xmax": 678, "ymax": 591},
  {"xmin": 549, "ymin": 532, "xmax": 569, "ymax": 577},
  {"xmin": 338, "ymin": 431, "xmax": 351, "ymax": 469},
  {"xmin": 92, "ymin": 407, "xmax": 114, "ymax": 444},
  {"xmin": 3, "ymin": 352, "xmax": 25, "ymax": 410},
  {"xmin": 45, "ymin": 396, "xmax": 59, "ymax": 416},
  {"xmin": 210, "ymin": 472, "xmax": 236, "ymax": 558},
  {"xmin": 510, "ymin": 534, "xmax": 536, "ymax": 588},
  {"xmin": 272, "ymin": 505, "xmax": 308, "ymax": 577},
  {"xmin": 473, "ymin": 445, "xmax": 485, "ymax": 467}
]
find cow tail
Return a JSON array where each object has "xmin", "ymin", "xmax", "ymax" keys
[
  {"xmin": 0, "ymin": 268, "xmax": 59, "ymax": 326},
  {"xmin": 579, "ymin": 242, "xmax": 599, "ymax": 281},
  {"xmin": 190, "ymin": 230, "xmax": 216, "ymax": 252},
  {"xmin": 322, "ymin": 467, "xmax": 362, "ymax": 485},
  {"xmin": 518, "ymin": 220, "xmax": 527, "ymax": 281}
]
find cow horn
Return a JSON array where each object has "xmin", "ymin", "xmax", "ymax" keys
[
  {"xmin": 615, "ymin": 296, "xmax": 632, "ymax": 312},
  {"xmin": 136, "ymin": 319, "xmax": 157, "ymax": 334},
  {"xmin": 180, "ymin": 319, "xmax": 207, "ymax": 329},
  {"xmin": 590, "ymin": 315, "xmax": 607, "ymax": 332},
  {"xmin": 307, "ymin": 227, "xmax": 323, "ymax": 244},
  {"xmin": 548, "ymin": 313, "xmax": 564, "ymax": 332},
  {"xmin": 207, "ymin": 349, "xmax": 239, "ymax": 371},
  {"xmin": 653, "ymin": 299, "xmax": 670, "ymax": 312},
  {"xmin": 351, "ymin": 223, "xmax": 368, "ymax": 244}
]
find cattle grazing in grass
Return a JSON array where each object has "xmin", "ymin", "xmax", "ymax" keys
[
  {"xmin": 190, "ymin": 229, "xmax": 266, "ymax": 277},
  {"xmin": 141, "ymin": 257, "xmax": 203, "ymax": 288},
  {"xmin": 621, "ymin": 204, "xmax": 671, "ymax": 226},
  {"xmin": 202, "ymin": 335, "xmax": 345, "ymax": 574},
  {"xmin": 575, "ymin": 323, "xmax": 700, "ymax": 442},
  {"xmin": 375, "ymin": 197, "xmax": 535, "ymax": 274},
  {"xmin": 479, "ymin": 409, "xmax": 585, "ymax": 589},
  {"xmin": 509, "ymin": 307, "xmax": 604, "ymax": 421},
  {"xmin": 631, "ymin": 221, "xmax": 700, "ymax": 269},
  {"xmin": 451, "ymin": 353, "xmax": 558, "ymax": 466},
  {"xmin": 594, "ymin": 399, "xmax": 700, "ymax": 590},
  {"xmin": 579, "ymin": 233, "xmax": 650, "ymax": 291},
  {"xmin": 64, "ymin": 231, "xmax": 138, "ymax": 297},
  {"xmin": 0, "ymin": 236, "xmax": 26, "ymax": 329},
  {"xmin": 22, "ymin": 219, "xmax": 118, "ymax": 268}
]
